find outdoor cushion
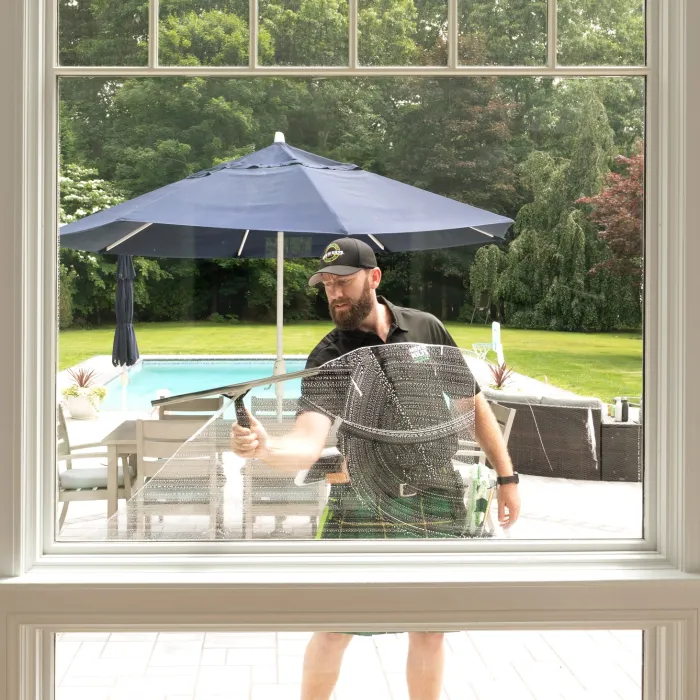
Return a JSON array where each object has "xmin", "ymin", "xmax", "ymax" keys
[
  {"xmin": 483, "ymin": 388, "xmax": 603, "ymax": 410},
  {"xmin": 539, "ymin": 395, "xmax": 604, "ymax": 409},
  {"xmin": 483, "ymin": 389, "xmax": 543, "ymax": 405},
  {"xmin": 59, "ymin": 462, "xmax": 134, "ymax": 491}
]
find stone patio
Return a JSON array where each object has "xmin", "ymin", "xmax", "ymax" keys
[
  {"xmin": 58, "ymin": 352, "xmax": 643, "ymax": 542},
  {"xmin": 55, "ymin": 629, "xmax": 642, "ymax": 700}
]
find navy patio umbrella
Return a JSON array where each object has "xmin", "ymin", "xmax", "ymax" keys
[{"xmin": 60, "ymin": 133, "xmax": 513, "ymax": 373}]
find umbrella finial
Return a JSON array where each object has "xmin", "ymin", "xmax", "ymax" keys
[{"xmin": 274, "ymin": 132, "xmax": 286, "ymax": 143}]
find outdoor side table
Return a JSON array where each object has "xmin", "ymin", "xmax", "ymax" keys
[{"xmin": 601, "ymin": 419, "xmax": 643, "ymax": 482}]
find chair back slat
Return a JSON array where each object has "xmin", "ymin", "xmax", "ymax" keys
[
  {"xmin": 487, "ymin": 401, "xmax": 516, "ymax": 444},
  {"xmin": 158, "ymin": 396, "xmax": 224, "ymax": 420},
  {"xmin": 136, "ymin": 419, "xmax": 220, "ymax": 483},
  {"xmin": 56, "ymin": 404, "xmax": 72, "ymax": 462}
]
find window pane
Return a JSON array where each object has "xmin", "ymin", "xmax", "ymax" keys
[
  {"xmin": 159, "ymin": 0, "xmax": 251, "ymax": 67},
  {"xmin": 558, "ymin": 0, "xmax": 645, "ymax": 66},
  {"xmin": 358, "ymin": 0, "xmax": 448, "ymax": 66},
  {"xmin": 57, "ymin": 76, "xmax": 644, "ymax": 543},
  {"xmin": 459, "ymin": 0, "xmax": 547, "ymax": 66},
  {"xmin": 55, "ymin": 629, "xmax": 643, "ymax": 698},
  {"xmin": 258, "ymin": 0, "xmax": 349, "ymax": 66},
  {"xmin": 59, "ymin": 0, "xmax": 149, "ymax": 66}
]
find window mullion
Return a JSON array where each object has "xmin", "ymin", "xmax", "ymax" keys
[
  {"xmin": 349, "ymin": 0, "xmax": 358, "ymax": 69},
  {"xmin": 249, "ymin": 0, "xmax": 258, "ymax": 69},
  {"xmin": 149, "ymin": 0, "xmax": 159, "ymax": 69},
  {"xmin": 448, "ymin": 0, "xmax": 458, "ymax": 69},
  {"xmin": 547, "ymin": 0, "xmax": 557, "ymax": 68}
]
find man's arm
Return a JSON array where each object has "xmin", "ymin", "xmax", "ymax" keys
[
  {"xmin": 474, "ymin": 393, "xmax": 515, "ymax": 477},
  {"xmin": 458, "ymin": 393, "xmax": 520, "ymax": 529},
  {"xmin": 231, "ymin": 409, "xmax": 332, "ymax": 473}
]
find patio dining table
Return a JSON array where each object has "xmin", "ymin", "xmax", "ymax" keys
[{"xmin": 101, "ymin": 419, "xmax": 138, "ymax": 519}]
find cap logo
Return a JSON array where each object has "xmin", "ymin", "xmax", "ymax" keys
[{"xmin": 322, "ymin": 243, "xmax": 344, "ymax": 264}]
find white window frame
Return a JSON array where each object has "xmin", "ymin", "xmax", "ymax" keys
[
  {"xmin": 0, "ymin": 0, "xmax": 699, "ymax": 694},
  {"xmin": 24, "ymin": 0, "xmax": 675, "ymax": 565}
]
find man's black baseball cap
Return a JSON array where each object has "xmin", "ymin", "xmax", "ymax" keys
[{"xmin": 308, "ymin": 237, "xmax": 378, "ymax": 286}]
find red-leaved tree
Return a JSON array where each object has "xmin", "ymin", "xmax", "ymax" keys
[{"xmin": 578, "ymin": 146, "xmax": 644, "ymax": 283}]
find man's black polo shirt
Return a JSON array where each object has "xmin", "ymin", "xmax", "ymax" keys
[{"xmin": 305, "ymin": 297, "xmax": 477, "ymax": 383}]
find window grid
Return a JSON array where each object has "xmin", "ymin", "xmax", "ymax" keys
[{"xmin": 54, "ymin": 0, "xmax": 648, "ymax": 75}]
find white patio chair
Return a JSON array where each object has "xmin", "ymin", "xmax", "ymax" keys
[
  {"xmin": 133, "ymin": 419, "xmax": 224, "ymax": 539},
  {"xmin": 56, "ymin": 403, "xmax": 134, "ymax": 531},
  {"xmin": 241, "ymin": 397, "xmax": 328, "ymax": 539},
  {"xmin": 453, "ymin": 401, "xmax": 517, "ymax": 536},
  {"xmin": 157, "ymin": 396, "xmax": 224, "ymax": 420}
]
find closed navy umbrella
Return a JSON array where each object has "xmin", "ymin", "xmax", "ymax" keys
[
  {"xmin": 112, "ymin": 255, "xmax": 139, "ymax": 411},
  {"xmin": 61, "ymin": 133, "xmax": 513, "ymax": 373},
  {"xmin": 112, "ymin": 255, "xmax": 139, "ymax": 367}
]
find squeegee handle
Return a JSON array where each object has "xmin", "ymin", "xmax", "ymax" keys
[{"xmin": 235, "ymin": 396, "xmax": 250, "ymax": 428}]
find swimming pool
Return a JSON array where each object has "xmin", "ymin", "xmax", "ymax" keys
[{"xmin": 102, "ymin": 359, "xmax": 307, "ymax": 412}]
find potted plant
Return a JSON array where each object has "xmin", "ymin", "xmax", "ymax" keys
[
  {"xmin": 488, "ymin": 362, "xmax": 514, "ymax": 391},
  {"xmin": 61, "ymin": 367, "xmax": 107, "ymax": 419}
]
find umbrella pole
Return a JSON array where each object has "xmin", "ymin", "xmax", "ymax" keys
[{"xmin": 274, "ymin": 232, "xmax": 285, "ymax": 422}]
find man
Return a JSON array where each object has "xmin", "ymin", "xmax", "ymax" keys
[{"xmin": 231, "ymin": 237, "xmax": 520, "ymax": 700}]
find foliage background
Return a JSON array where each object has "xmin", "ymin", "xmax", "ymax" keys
[{"xmin": 58, "ymin": 0, "xmax": 645, "ymax": 332}]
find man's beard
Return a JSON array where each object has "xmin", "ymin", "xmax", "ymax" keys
[{"xmin": 329, "ymin": 278, "xmax": 373, "ymax": 330}]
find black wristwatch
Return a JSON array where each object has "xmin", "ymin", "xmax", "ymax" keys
[{"xmin": 496, "ymin": 472, "xmax": 519, "ymax": 486}]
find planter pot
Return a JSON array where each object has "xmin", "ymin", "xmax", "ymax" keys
[{"xmin": 65, "ymin": 396, "xmax": 99, "ymax": 420}]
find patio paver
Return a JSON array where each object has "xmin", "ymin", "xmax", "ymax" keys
[{"xmin": 56, "ymin": 630, "xmax": 642, "ymax": 699}]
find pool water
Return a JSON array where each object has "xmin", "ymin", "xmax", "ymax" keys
[{"xmin": 102, "ymin": 359, "xmax": 307, "ymax": 413}]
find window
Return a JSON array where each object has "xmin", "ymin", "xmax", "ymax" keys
[
  {"xmin": 0, "ymin": 0, "xmax": 699, "ymax": 696},
  {"xmin": 56, "ymin": 72, "xmax": 646, "ymax": 545}
]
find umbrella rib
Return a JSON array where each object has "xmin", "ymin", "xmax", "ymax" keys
[
  {"xmin": 367, "ymin": 233, "xmax": 385, "ymax": 250},
  {"xmin": 105, "ymin": 222, "xmax": 153, "ymax": 251},
  {"xmin": 237, "ymin": 230, "xmax": 250, "ymax": 256},
  {"xmin": 470, "ymin": 226, "xmax": 495, "ymax": 238}
]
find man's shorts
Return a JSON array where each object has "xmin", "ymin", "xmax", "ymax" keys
[{"xmin": 316, "ymin": 483, "xmax": 467, "ymax": 540}]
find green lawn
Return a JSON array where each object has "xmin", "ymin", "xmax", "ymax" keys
[{"xmin": 59, "ymin": 321, "xmax": 642, "ymax": 403}]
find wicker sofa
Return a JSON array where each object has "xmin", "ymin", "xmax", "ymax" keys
[{"xmin": 482, "ymin": 389, "xmax": 605, "ymax": 481}]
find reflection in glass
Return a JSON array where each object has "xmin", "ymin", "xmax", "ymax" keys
[
  {"xmin": 58, "ymin": 0, "xmax": 148, "ymax": 66},
  {"xmin": 159, "ymin": 0, "xmax": 252, "ymax": 67},
  {"xmin": 55, "ymin": 629, "xmax": 643, "ymax": 698},
  {"xmin": 558, "ymin": 0, "xmax": 645, "ymax": 66},
  {"xmin": 459, "ymin": 0, "xmax": 547, "ymax": 66},
  {"xmin": 57, "ymin": 77, "xmax": 644, "ymax": 542}
]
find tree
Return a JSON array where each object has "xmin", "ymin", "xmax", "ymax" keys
[
  {"xmin": 469, "ymin": 244, "xmax": 507, "ymax": 321},
  {"xmin": 59, "ymin": 0, "xmax": 148, "ymax": 67},
  {"xmin": 497, "ymin": 87, "xmax": 617, "ymax": 330},
  {"xmin": 578, "ymin": 146, "xmax": 643, "ymax": 321},
  {"xmin": 160, "ymin": 8, "xmax": 273, "ymax": 66},
  {"xmin": 557, "ymin": 0, "xmax": 645, "ymax": 67},
  {"xmin": 59, "ymin": 165, "xmax": 171, "ymax": 325},
  {"xmin": 59, "ymin": 165, "xmax": 126, "ymax": 326}
]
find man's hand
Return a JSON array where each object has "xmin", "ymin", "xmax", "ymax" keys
[
  {"xmin": 497, "ymin": 483, "xmax": 520, "ymax": 529},
  {"xmin": 230, "ymin": 410, "xmax": 270, "ymax": 461}
]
